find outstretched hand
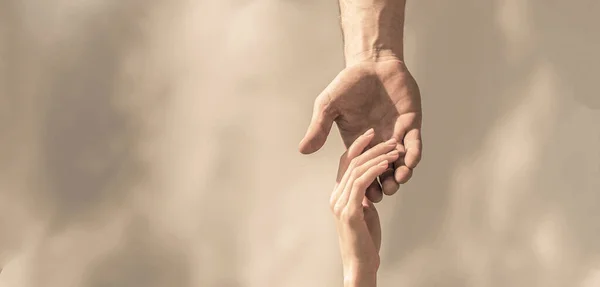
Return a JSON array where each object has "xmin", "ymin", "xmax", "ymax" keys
[
  {"xmin": 331, "ymin": 128, "xmax": 399, "ymax": 283},
  {"xmin": 300, "ymin": 59, "xmax": 422, "ymax": 202}
]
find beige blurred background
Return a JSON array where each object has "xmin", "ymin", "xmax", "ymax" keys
[{"xmin": 1, "ymin": 0, "xmax": 599, "ymax": 286}]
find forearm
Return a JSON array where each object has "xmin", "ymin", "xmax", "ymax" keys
[{"xmin": 339, "ymin": 0, "xmax": 406, "ymax": 66}]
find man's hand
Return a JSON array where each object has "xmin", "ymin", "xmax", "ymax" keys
[
  {"xmin": 299, "ymin": 59, "xmax": 422, "ymax": 202},
  {"xmin": 331, "ymin": 129, "xmax": 398, "ymax": 287}
]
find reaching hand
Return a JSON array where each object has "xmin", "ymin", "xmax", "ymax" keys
[
  {"xmin": 300, "ymin": 59, "xmax": 422, "ymax": 202},
  {"xmin": 331, "ymin": 128, "xmax": 399, "ymax": 284}
]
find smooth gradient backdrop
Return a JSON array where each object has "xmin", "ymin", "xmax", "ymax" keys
[{"xmin": 1, "ymin": 0, "xmax": 599, "ymax": 286}]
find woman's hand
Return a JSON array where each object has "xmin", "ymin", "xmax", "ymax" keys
[{"xmin": 331, "ymin": 128, "xmax": 400, "ymax": 287}]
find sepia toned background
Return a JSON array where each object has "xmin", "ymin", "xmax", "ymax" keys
[{"xmin": 1, "ymin": 0, "xmax": 599, "ymax": 286}]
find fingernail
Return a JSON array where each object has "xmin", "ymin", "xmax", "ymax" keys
[
  {"xmin": 387, "ymin": 138, "xmax": 397, "ymax": 145},
  {"xmin": 388, "ymin": 150, "xmax": 399, "ymax": 156},
  {"xmin": 379, "ymin": 160, "xmax": 388, "ymax": 167},
  {"xmin": 364, "ymin": 128, "xmax": 374, "ymax": 136}
]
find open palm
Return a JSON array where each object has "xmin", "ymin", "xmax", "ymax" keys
[{"xmin": 300, "ymin": 59, "xmax": 422, "ymax": 202}]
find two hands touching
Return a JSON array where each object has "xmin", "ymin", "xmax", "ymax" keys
[
  {"xmin": 298, "ymin": 1, "xmax": 422, "ymax": 285},
  {"xmin": 298, "ymin": 60, "xmax": 422, "ymax": 285},
  {"xmin": 299, "ymin": 59, "xmax": 422, "ymax": 202},
  {"xmin": 298, "ymin": 61, "xmax": 422, "ymax": 285},
  {"xmin": 298, "ymin": 52, "xmax": 422, "ymax": 287}
]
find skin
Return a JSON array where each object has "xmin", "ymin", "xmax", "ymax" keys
[
  {"xmin": 331, "ymin": 129, "xmax": 395, "ymax": 287},
  {"xmin": 299, "ymin": 0, "xmax": 422, "ymax": 202}
]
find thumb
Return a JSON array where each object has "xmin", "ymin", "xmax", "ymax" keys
[{"xmin": 299, "ymin": 93, "xmax": 336, "ymax": 154}]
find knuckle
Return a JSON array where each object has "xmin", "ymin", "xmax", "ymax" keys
[
  {"xmin": 354, "ymin": 165, "xmax": 367, "ymax": 177},
  {"xmin": 340, "ymin": 208, "xmax": 362, "ymax": 224},
  {"xmin": 329, "ymin": 196, "xmax": 338, "ymax": 211},
  {"xmin": 315, "ymin": 93, "xmax": 335, "ymax": 116},
  {"xmin": 332, "ymin": 204, "xmax": 344, "ymax": 217},
  {"xmin": 350, "ymin": 169, "xmax": 359, "ymax": 179},
  {"xmin": 339, "ymin": 209, "xmax": 351, "ymax": 222},
  {"xmin": 355, "ymin": 153, "xmax": 366, "ymax": 164},
  {"xmin": 353, "ymin": 177, "xmax": 366, "ymax": 188},
  {"xmin": 314, "ymin": 94, "xmax": 327, "ymax": 109}
]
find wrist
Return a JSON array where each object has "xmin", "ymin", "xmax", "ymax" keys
[
  {"xmin": 343, "ymin": 268, "xmax": 378, "ymax": 287},
  {"xmin": 339, "ymin": 0, "xmax": 406, "ymax": 66},
  {"xmin": 343, "ymin": 262, "xmax": 379, "ymax": 287}
]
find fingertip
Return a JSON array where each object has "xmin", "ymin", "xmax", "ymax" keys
[
  {"xmin": 366, "ymin": 181, "xmax": 383, "ymax": 203},
  {"xmin": 379, "ymin": 169, "xmax": 398, "ymax": 196},
  {"xmin": 405, "ymin": 150, "xmax": 422, "ymax": 168},
  {"xmin": 298, "ymin": 141, "xmax": 310, "ymax": 154},
  {"xmin": 367, "ymin": 191, "xmax": 383, "ymax": 203},
  {"xmin": 348, "ymin": 129, "xmax": 376, "ymax": 157},
  {"xmin": 387, "ymin": 150, "xmax": 400, "ymax": 161},
  {"xmin": 299, "ymin": 130, "xmax": 329, "ymax": 154},
  {"xmin": 381, "ymin": 174, "xmax": 399, "ymax": 196},
  {"xmin": 298, "ymin": 139, "xmax": 317, "ymax": 154},
  {"xmin": 394, "ymin": 166, "xmax": 413, "ymax": 184},
  {"xmin": 378, "ymin": 159, "xmax": 389, "ymax": 167},
  {"xmin": 403, "ymin": 137, "xmax": 422, "ymax": 168}
]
